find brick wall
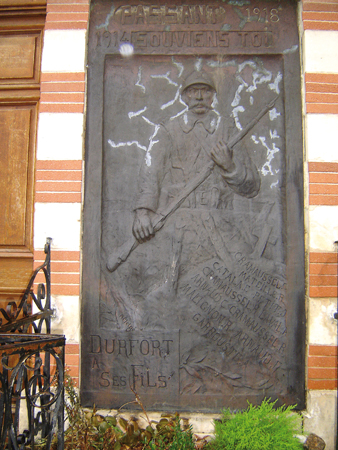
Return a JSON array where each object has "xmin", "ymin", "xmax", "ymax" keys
[
  {"xmin": 303, "ymin": 0, "xmax": 338, "ymax": 399},
  {"xmin": 34, "ymin": 0, "xmax": 88, "ymax": 386},
  {"xmin": 34, "ymin": 0, "xmax": 338, "ymax": 439}
]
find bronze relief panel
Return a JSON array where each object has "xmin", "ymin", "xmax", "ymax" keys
[{"xmin": 82, "ymin": 0, "xmax": 305, "ymax": 411}]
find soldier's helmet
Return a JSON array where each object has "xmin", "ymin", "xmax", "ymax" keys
[{"xmin": 181, "ymin": 71, "xmax": 216, "ymax": 94}]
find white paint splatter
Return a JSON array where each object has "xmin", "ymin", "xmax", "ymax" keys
[
  {"xmin": 195, "ymin": 58, "xmax": 203, "ymax": 72},
  {"xmin": 172, "ymin": 57, "xmax": 184, "ymax": 77},
  {"xmin": 259, "ymin": 137, "xmax": 280, "ymax": 176},
  {"xmin": 270, "ymin": 129, "xmax": 280, "ymax": 140},
  {"xmin": 246, "ymin": 69, "xmax": 272, "ymax": 93},
  {"xmin": 183, "ymin": 112, "xmax": 188, "ymax": 124},
  {"xmin": 250, "ymin": 96, "xmax": 254, "ymax": 105},
  {"xmin": 151, "ymin": 71, "xmax": 178, "ymax": 86},
  {"xmin": 128, "ymin": 107, "xmax": 147, "ymax": 119},
  {"xmin": 136, "ymin": 66, "xmax": 145, "ymax": 93},
  {"xmin": 232, "ymin": 106, "xmax": 245, "ymax": 130},
  {"xmin": 269, "ymin": 108, "xmax": 281, "ymax": 121},
  {"xmin": 251, "ymin": 135, "xmax": 259, "ymax": 144},
  {"xmin": 270, "ymin": 180, "xmax": 279, "ymax": 189},
  {"xmin": 108, "ymin": 139, "xmax": 147, "ymax": 152},
  {"xmin": 269, "ymin": 72, "xmax": 283, "ymax": 94}
]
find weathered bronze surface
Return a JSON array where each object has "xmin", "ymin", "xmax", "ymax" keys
[{"xmin": 82, "ymin": 0, "xmax": 305, "ymax": 412}]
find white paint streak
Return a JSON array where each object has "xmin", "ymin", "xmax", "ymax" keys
[
  {"xmin": 250, "ymin": 96, "xmax": 254, "ymax": 105},
  {"xmin": 195, "ymin": 58, "xmax": 203, "ymax": 71},
  {"xmin": 128, "ymin": 107, "xmax": 147, "ymax": 119},
  {"xmin": 136, "ymin": 66, "xmax": 146, "ymax": 92},
  {"xmin": 215, "ymin": 114, "xmax": 221, "ymax": 131},
  {"xmin": 161, "ymin": 88, "xmax": 180, "ymax": 110},
  {"xmin": 211, "ymin": 94, "xmax": 218, "ymax": 109},
  {"xmin": 259, "ymin": 137, "xmax": 280, "ymax": 176},
  {"xmin": 207, "ymin": 60, "xmax": 237, "ymax": 68},
  {"xmin": 142, "ymin": 116, "xmax": 156, "ymax": 127},
  {"xmin": 251, "ymin": 134, "xmax": 259, "ymax": 144},
  {"xmin": 268, "ymin": 72, "xmax": 283, "ymax": 94},
  {"xmin": 108, "ymin": 139, "xmax": 147, "ymax": 152},
  {"xmin": 172, "ymin": 57, "xmax": 184, "ymax": 77},
  {"xmin": 232, "ymin": 77, "xmax": 247, "ymax": 107},
  {"xmin": 151, "ymin": 71, "xmax": 178, "ymax": 86},
  {"xmin": 232, "ymin": 106, "xmax": 245, "ymax": 130},
  {"xmin": 149, "ymin": 124, "xmax": 160, "ymax": 141},
  {"xmin": 270, "ymin": 179, "xmax": 279, "ymax": 189},
  {"xmin": 282, "ymin": 44, "xmax": 298, "ymax": 54},
  {"xmin": 145, "ymin": 152, "xmax": 152, "ymax": 166},
  {"xmin": 170, "ymin": 107, "xmax": 188, "ymax": 121},
  {"xmin": 96, "ymin": 4, "xmax": 115, "ymax": 30},
  {"xmin": 144, "ymin": 123, "xmax": 160, "ymax": 167}
]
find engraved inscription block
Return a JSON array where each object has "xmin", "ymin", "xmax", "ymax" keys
[
  {"xmin": 82, "ymin": 331, "xmax": 179, "ymax": 407},
  {"xmin": 82, "ymin": 0, "xmax": 305, "ymax": 412}
]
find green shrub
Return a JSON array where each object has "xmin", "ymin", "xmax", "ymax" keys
[{"xmin": 206, "ymin": 398, "xmax": 303, "ymax": 450}]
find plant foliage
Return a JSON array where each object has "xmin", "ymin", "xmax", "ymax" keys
[
  {"xmin": 205, "ymin": 398, "xmax": 303, "ymax": 450},
  {"xmin": 50, "ymin": 373, "xmax": 199, "ymax": 450}
]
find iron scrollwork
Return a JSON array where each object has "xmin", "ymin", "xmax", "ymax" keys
[
  {"xmin": 0, "ymin": 239, "xmax": 65, "ymax": 450},
  {"xmin": 0, "ymin": 238, "xmax": 53, "ymax": 335}
]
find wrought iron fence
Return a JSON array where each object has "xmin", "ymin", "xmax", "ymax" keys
[{"xmin": 0, "ymin": 239, "xmax": 65, "ymax": 450}]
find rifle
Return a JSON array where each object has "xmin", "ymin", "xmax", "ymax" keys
[{"xmin": 107, "ymin": 95, "xmax": 279, "ymax": 272}]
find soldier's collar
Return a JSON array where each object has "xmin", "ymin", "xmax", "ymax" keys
[{"xmin": 179, "ymin": 110, "xmax": 220, "ymax": 134}]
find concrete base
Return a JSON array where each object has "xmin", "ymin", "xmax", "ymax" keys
[{"xmin": 304, "ymin": 390, "xmax": 337, "ymax": 450}]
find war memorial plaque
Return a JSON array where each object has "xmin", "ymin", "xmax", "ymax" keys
[{"xmin": 82, "ymin": 0, "xmax": 305, "ymax": 411}]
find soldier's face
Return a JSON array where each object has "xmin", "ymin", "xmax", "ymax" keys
[{"xmin": 183, "ymin": 83, "xmax": 215, "ymax": 115}]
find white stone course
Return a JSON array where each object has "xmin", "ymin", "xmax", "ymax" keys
[
  {"xmin": 41, "ymin": 30, "xmax": 87, "ymax": 73},
  {"xmin": 37, "ymin": 113, "xmax": 84, "ymax": 160},
  {"xmin": 51, "ymin": 295, "xmax": 80, "ymax": 343},
  {"xmin": 34, "ymin": 203, "xmax": 81, "ymax": 251},
  {"xmin": 309, "ymin": 205, "xmax": 338, "ymax": 252},
  {"xmin": 304, "ymin": 30, "xmax": 338, "ymax": 73},
  {"xmin": 306, "ymin": 114, "xmax": 338, "ymax": 162},
  {"xmin": 308, "ymin": 298, "xmax": 338, "ymax": 346},
  {"xmin": 304, "ymin": 390, "xmax": 337, "ymax": 450}
]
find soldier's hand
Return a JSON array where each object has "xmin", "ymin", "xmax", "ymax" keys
[
  {"xmin": 132, "ymin": 208, "xmax": 154, "ymax": 243},
  {"xmin": 211, "ymin": 140, "xmax": 236, "ymax": 173}
]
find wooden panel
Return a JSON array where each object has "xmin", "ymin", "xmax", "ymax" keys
[
  {"xmin": 0, "ymin": 35, "xmax": 36, "ymax": 79},
  {"xmin": 0, "ymin": 2, "xmax": 46, "ymax": 299},
  {"xmin": 0, "ymin": 256, "xmax": 33, "ymax": 295},
  {"xmin": 0, "ymin": 107, "xmax": 32, "ymax": 247}
]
